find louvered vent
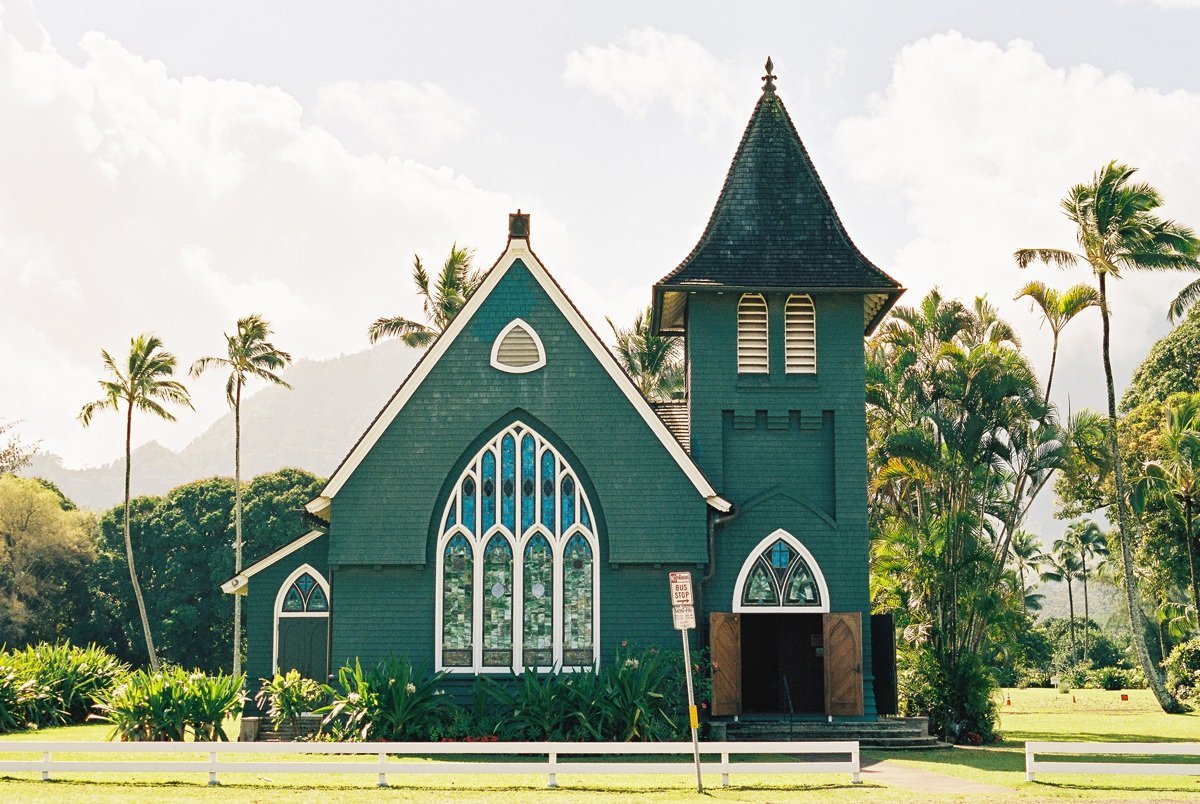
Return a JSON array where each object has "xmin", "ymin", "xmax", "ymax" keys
[
  {"xmin": 491, "ymin": 319, "xmax": 545, "ymax": 373},
  {"xmin": 785, "ymin": 294, "xmax": 816, "ymax": 374},
  {"xmin": 737, "ymin": 293, "xmax": 769, "ymax": 374}
]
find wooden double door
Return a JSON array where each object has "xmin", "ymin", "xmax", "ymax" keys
[{"xmin": 710, "ymin": 611, "xmax": 862, "ymax": 717}]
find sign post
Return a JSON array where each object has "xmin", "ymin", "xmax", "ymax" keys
[{"xmin": 668, "ymin": 571, "xmax": 703, "ymax": 793}]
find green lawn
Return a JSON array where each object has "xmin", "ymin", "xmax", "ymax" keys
[{"xmin": 3, "ymin": 689, "xmax": 1200, "ymax": 801}]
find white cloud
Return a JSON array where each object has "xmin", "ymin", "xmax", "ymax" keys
[
  {"xmin": 316, "ymin": 79, "xmax": 474, "ymax": 154},
  {"xmin": 563, "ymin": 26, "xmax": 745, "ymax": 128},
  {"xmin": 0, "ymin": 2, "xmax": 572, "ymax": 467},
  {"xmin": 823, "ymin": 46, "xmax": 848, "ymax": 89},
  {"xmin": 1123, "ymin": 0, "xmax": 1200, "ymax": 8},
  {"xmin": 835, "ymin": 31, "xmax": 1200, "ymax": 416}
]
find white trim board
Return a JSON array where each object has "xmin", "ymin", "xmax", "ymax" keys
[
  {"xmin": 314, "ymin": 235, "xmax": 731, "ymax": 512},
  {"xmin": 220, "ymin": 529, "xmax": 326, "ymax": 594}
]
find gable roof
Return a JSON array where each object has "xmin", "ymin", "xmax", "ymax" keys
[
  {"xmin": 220, "ymin": 529, "xmax": 325, "ymax": 595},
  {"xmin": 306, "ymin": 229, "xmax": 731, "ymax": 520},
  {"xmin": 653, "ymin": 69, "xmax": 903, "ymax": 335}
]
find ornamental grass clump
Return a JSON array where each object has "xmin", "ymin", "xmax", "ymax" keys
[
  {"xmin": 0, "ymin": 654, "xmax": 53, "ymax": 733},
  {"xmin": 10, "ymin": 642, "xmax": 129, "ymax": 725},
  {"xmin": 255, "ymin": 670, "xmax": 326, "ymax": 730},
  {"xmin": 92, "ymin": 666, "xmax": 244, "ymax": 741}
]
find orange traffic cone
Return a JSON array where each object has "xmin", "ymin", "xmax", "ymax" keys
[{"xmin": 1005, "ymin": 694, "xmax": 1011, "ymax": 706}]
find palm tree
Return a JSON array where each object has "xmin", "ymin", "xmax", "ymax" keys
[
  {"xmin": 368, "ymin": 245, "xmax": 482, "ymax": 346},
  {"xmin": 79, "ymin": 334, "xmax": 192, "ymax": 670},
  {"xmin": 1132, "ymin": 393, "xmax": 1200, "ymax": 622},
  {"xmin": 1010, "ymin": 530, "xmax": 1047, "ymax": 616},
  {"xmin": 191, "ymin": 315, "xmax": 293, "ymax": 677},
  {"xmin": 607, "ymin": 306, "xmax": 684, "ymax": 402},
  {"xmin": 1064, "ymin": 520, "xmax": 1109, "ymax": 661},
  {"xmin": 1014, "ymin": 281, "xmax": 1100, "ymax": 403},
  {"xmin": 1016, "ymin": 160, "xmax": 1200, "ymax": 712},
  {"xmin": 1041, "ymin": 542, "xmax": 1083, "ymax": 663}
]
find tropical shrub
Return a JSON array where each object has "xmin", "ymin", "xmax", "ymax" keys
[
  {"xmin": 900, "ymin": 648, "xmax": 997, "ymax": 744},
  {"xmin": 368, "ymin": 659, "xmax": 448, "ymax": 741},
  {"xmin": 486, "ymin": 670, "xmax": 581, "ymax": 740},
  {"xmin": 255, "ymin": 670, "xmax": 326, "ymax": 730},
  {"xmin": 315, "ymin": 660, "xmax": 377, "ymax": 741},
  {"xmin": 1164, "ymin": 637, "xmax": 1200, "ymax": 699},
  {"xmin": 0, "ymin": 654, "xmax": 52, "ymax": 733},
  {"xmin": 91, "ymin": 666, "xmax": 244, "ymax": 741},
  {"xmin": 10, "ymin": 642, "xmax": 128, "ymax": 724}
]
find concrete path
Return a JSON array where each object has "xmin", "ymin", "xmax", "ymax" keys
[{"xmin": 862, "ymin": 758, "xmax": 1011, "ymax": 796}]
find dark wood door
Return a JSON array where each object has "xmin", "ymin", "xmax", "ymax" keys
[
  {"xmin": 710, "ymin": 612, "xmax": 741, "ymax": 717},
  {"xmin": 823, "ymin": 612, "xmax": 863, "ymax": 716},
  {"xmin": 278, "ymin": 617, "xmax": 329, "ymax": 681}
]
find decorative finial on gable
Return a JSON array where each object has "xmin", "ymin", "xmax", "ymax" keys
[
  {"xmin": 509, "ymin": 209, "xmax": 530, "ymax": 240},
  {"xmin": 762, "ymin": 57, "xmax": 776, "ymax": 93}
]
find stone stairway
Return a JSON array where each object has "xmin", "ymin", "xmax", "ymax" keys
[{"xmin": 720, "ymin": 716, "xmax": 947, "ymax": 749}]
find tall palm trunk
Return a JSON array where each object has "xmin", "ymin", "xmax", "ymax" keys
[
  {"xmin": 233, "ymin": 380, "xmax": 243, "ymax": 678},
  {"xmin": 125, "ymin": 403, "xmax": 160, "ymax": 670},
  {"xmin": 1066, "ymin": 576, "xmax": 1077, "ymax": 661},
  {"xmin": 1081, "ymin": 554, "xmax": 1090, "ymax": 661},
  {"xmin": 1186, "ymin": 496, "xmax": 1200, "ymax": 622},
  {"xmin": 1045, "ymin": 331, "xmax": 1059, "ymax": 406},
  {"xmin": 1099, "ymin": 272, "xmax": 1181, "ymax": 711}
]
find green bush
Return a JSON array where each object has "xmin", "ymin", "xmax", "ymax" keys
[
  {"xmin": 255, "ymin": 670, "xmax": 325, "ymax": 730},
  {"xmin": 91, "ymin": 667, "xmax": 244, "ymax": 741},
  {"xmin": 0, "ymin": 655, "xmax": 52, "ymax": 733},
  {"xmin": 314, "ymin": 660, "xmax": 376, "ymax": 741},
  {"xmin": 368, "ymin": 659, "xmax": 448, "ymax": 741},
  {"xmin": 1164, "ymin": 637, "xmax": 1200, "ymax": 698},
  {"xmin": 900, "ymin": 648, "xmax": 997, "ymax": 743},
  {"xmin": 10, "ymin": 643, "xmax": 128, "ymax": 725}
]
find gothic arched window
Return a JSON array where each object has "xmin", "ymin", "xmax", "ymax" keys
[
  {"xmin": 437, "ymin": 422, "xmax": 600, "ymax": 672},
  {"xmin": 733, "ymin": 530, "xmax": 830, "ymax": 613}
]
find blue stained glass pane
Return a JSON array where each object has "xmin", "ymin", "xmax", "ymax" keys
[
  {"xmin": 482, "ymin": 451, "xmax": 496, "ymax": 531},
  {"xmin": 461, "ymin": 479, "xmax": 475, "ymax": 535},
  {"xmin": 520, "ymin": 435, "xmax": 535, "ymax": 534},
  {"xmin": 561, "ymin": 476, "xmax": 576, "ymax": 528},
  {"xmin": 282, "ymin": 586, "xmax": 304, "ymax": 612},
  {"xmin": 296, "ymin": 573, "xmax": 315, "ymax": 596},
  {"xmin": 771, "ymin": 541, "xmax": 790, "ymax": 569},
  {"xmin": 580, "ymin": 501, "xmax": 591, "ymax": 530},
  {"xmin": 501, "ymin": 435, "xmax": 515, "ymax": 531},
  {"xmin": 445, "ymin": 497, "xmax": 456, "ymax": 532},
  {"xmin": 540, "ymin": 451, "xmax": 555, "ymax": 528},
  {"xmin": 307, "ymin": 585, "xmax": 328, "ymax": 612}
]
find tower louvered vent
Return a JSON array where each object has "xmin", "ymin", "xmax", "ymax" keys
[
  {"xmin": 491, "ymin": 319, "xmax": 546, "ymax": 373},
  {"xmin": 737, "ymin": 293, "xmax": 769, "ymax": 374},
  {"xmin": 785, "ymin": 294, "xmax": 816, "ymax": 374}
]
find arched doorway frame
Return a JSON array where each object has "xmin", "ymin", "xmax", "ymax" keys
[
  {"xmin": 272, "ymin": 563, "xmax": 331, "ymax": 674},
  {"xmin": 732, "ymin": 529, "xmax": 830, "ymax": 614}
]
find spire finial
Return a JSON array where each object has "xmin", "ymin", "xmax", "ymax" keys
[{"xmin": 762, "ymin": 57, "xmax": 776, "ymax": 92}]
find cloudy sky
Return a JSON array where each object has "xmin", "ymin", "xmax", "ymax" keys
[{"xmin": 5, "ymin": 0, "xmax": 1200, "ymax": 470}]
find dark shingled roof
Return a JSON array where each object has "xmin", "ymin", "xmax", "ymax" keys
[
  {"xmin": 650, "ymin": 401, "xmax": 690, "ymax": 453},
  {"xmin": 653, "ymin": 69, "xmax": 903, "ymax": 335}
]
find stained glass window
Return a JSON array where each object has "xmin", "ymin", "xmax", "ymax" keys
[
  {"xmin": 280, "ymin": 571, "xmax": 328, "ymax": 613},
  {"xmin": 523, "ymin": 534, "xmax": 553, "ymax": 667},
  {"xmin": 740, "ymin": 537, "xmax": 822, "ymax": 609},
  {"xmin": 442, "ymin": 535, "xmax": 473, "ymax": 666},
  {"xmin": 308, "ymin": 585, "xmax": 329, "ymax": 612},
  {"xmin": 482, "ymin": 535, "xmax": 513, "ymax": 666},
  {"xmin": 438, "ymin": 423, "xmax": 598, "ymax": 671},
  {"xmin": 283, "ymin": 586, "xmax": 304, "ymax": 612},
  {"xmin": 563, "ymin": 533, "xmax": 593, "ymax": 666}
]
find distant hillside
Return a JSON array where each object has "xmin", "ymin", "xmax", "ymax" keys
[
  {"xmin": 1035, "ymin": 578, "xmax": 1120, "ymax": 625},
  {"xmin": 24, "ymin": 340, "xmax": 421, "ymax": 511}
]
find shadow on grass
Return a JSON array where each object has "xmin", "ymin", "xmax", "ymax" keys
[
  {"xmin": 1033, "ymin": 780, "xmax": 1200, "ymax": 794},
  {"xmin": 1001, "ymin": 732, "xmax": 1200, "ymax": 744}
]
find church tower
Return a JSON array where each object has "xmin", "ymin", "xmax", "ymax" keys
[{"xmin": 653, "ymin": 61, "xmax": 903, "ymax": 718}]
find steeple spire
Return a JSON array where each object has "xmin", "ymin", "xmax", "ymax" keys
[{"xmin": 762, "ymin": 57, "xmax": 776, "ymax": 93}]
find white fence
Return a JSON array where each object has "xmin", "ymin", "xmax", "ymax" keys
[
  {"xmin": 0, "ymin": 739, "xmax": 861, "ymax": 787},
  {"xmin": 1025, "ymin": 741, "xmax": 1200, "ymax": 781}
]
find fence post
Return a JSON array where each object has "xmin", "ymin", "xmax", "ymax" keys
[
  {"xmin": 208, "ymin": 751, "xmax": 218, "ymax": 786},
  {"xmin": 378, "ymin": 752, "xmax": 388, "ymax": 787},
  {"xmin": 851, "ymin": 743, "xmax": 861, "ymax": 784},
  {"xmin": 41, "ymin": 751, "xmax": 50, "ymax": 781},
  {"xmin": 548, "ymin": 750, "xmax": 558, "ymax": 788},
  {"xmin": 721, "ymin": 751, "xmax": 729, "ymax": 788},
  {"xmin": 1025, "ymin": 742, "xmax": 1035, "ymax": 782}
]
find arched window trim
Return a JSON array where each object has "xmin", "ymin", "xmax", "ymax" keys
[
  {"xmin": 785, "ymin": 294, "xmax": 817, "ymax": 374},
  {"xmin": 434, "ymin": 421, "xmax": 600, "ymax": 674},
  {"xmin": 737, "ymin": 293, "xmax": 769, "ymax": 374},
  {"xmin": 272, "ymin": 563, "xmax": 330, "ymax": 674},
  {"xmin": 490, "ymin": 318, "xmax": 547, "ymax": 374},
  {"xmin": 732, "ymin": 529, "xmax": 830, "ymax": 613}
]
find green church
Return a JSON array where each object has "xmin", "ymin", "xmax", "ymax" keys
[{"xmin": 223, "ymin": 66, "xmax": 904, "ymax": 723}]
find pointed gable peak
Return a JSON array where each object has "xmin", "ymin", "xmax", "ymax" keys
[{"xmin": 653, "ymin": 61, "xmax": 903, "ymax": 334}]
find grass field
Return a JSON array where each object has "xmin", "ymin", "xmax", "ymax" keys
[{"xmin": 2, "ymin": 688, "xmax": 1200, "ymax": 800}]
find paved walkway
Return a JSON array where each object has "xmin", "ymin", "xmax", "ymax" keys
[{"xmin": 862, "ymin": 758, "xmax": 1011, "ymax": 796}]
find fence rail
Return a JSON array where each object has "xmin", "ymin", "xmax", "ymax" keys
[
  {"xmin": 1025, "ymin": 741, "xmax": 1200, "ymax": 781},
  {"xmin": 0, "ymin": 739, "xmax": 861, "ymax": 788}
]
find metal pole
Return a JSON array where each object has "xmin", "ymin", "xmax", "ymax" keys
[{"xmin": 682, "ymin": 629, "xmax": 703, "ymax": 793}]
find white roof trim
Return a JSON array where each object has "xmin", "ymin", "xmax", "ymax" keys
[
  {"xmin": 220, "ymin": 529, "xmax": 326, "ymax": 595},
  {"xmin": 317, "ymin": 236, "xmax": 730, "ymax": 511}
]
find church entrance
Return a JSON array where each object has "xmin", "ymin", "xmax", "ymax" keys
[{"xmin": 740, "ymin": 613, "xmax": 824, "ymax": 713}]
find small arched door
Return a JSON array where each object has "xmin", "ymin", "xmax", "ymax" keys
[{"xmin": 274, "ymin": 565, "xmax": 330, "ymax": 680}]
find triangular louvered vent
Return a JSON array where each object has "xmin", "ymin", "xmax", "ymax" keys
[
  {"xmin": 785, "ymin": 294, "xmax": 816, "ymax": 374},
  {"xmin": 737, "ymin": 293, "xmax": 769, "ymax": 374},
  {"xmin": 491, "ymin": 319, "xmax": 546, "ymax": 373}
]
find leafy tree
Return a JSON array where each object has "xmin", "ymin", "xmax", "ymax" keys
[
  {"xmin": 1042, "ymin": 542, "xmax": 1083, "ymax": 662},
  {"xmin": 1014, "ymin": 281, "xmax": 1099, "ymax": 403},
  {"xmin": 191, "ymin": 315, "xmax": 293, "ymax": 678},
  {"xmin": 1122, "ymin": 305, "xmax": 1200, "ymax": 412},
  {"xmin": 607, "ymin": 306, "xmax": 683, "ymax": 402},
  {"xmin": 0, "ymin": 420, "xmax": 38, "ymax": 474},
  {"xmin": 0, "ymin": 475, "xmax": 94, "ymax": 645},
  {"xmin": 79, "ymin": 334, "xmax": 192, "ymax": 671},
  {"xmin": 1016, "ymin": 160, "xmax": 1200, "ymax": 713},
  {"xmin": 368, "ymin": 245, "xmax": 482, "ymax": 347}
]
